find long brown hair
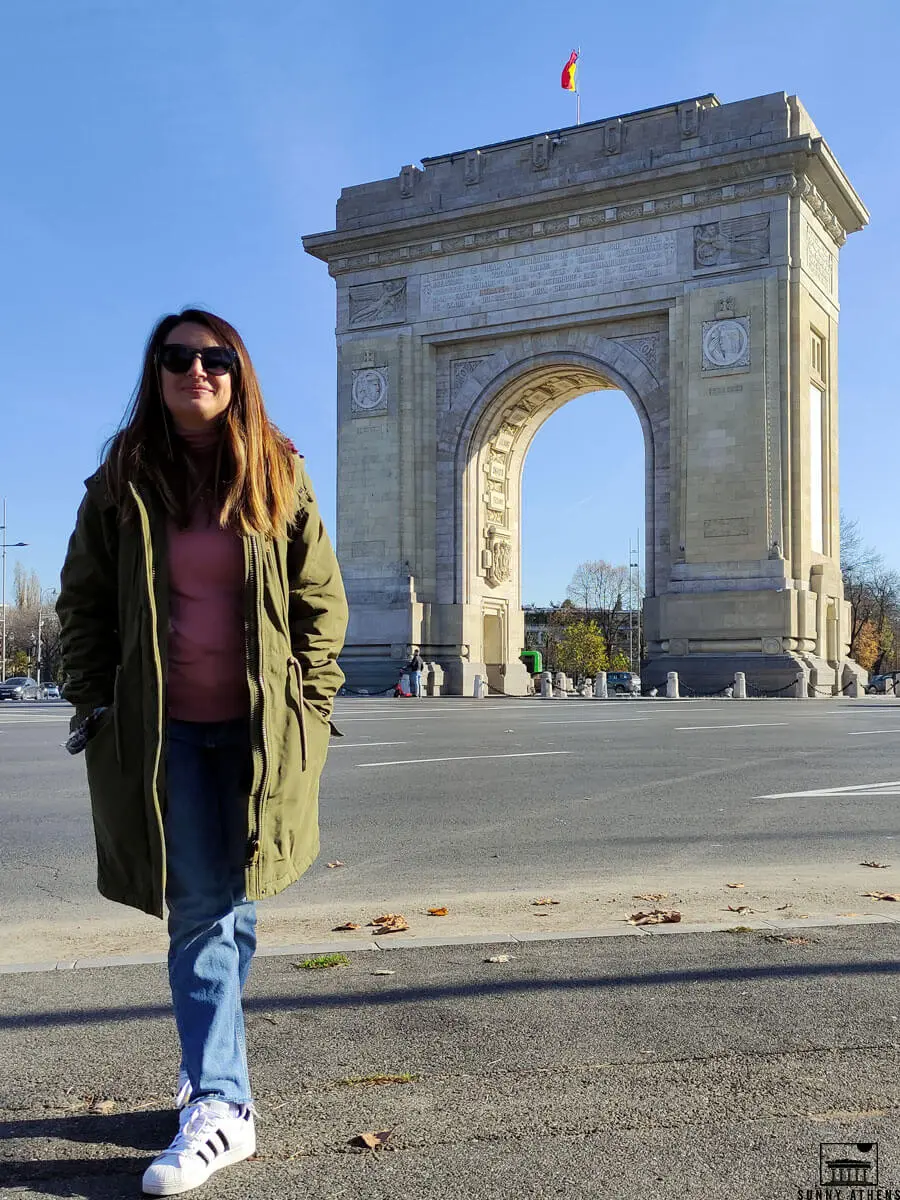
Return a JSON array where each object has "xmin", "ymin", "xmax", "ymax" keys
[{"xmin": 104, "ymin": 308, "xmax": 297, "ymax": 539}]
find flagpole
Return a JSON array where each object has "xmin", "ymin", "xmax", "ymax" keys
[{"xmin": 576, "ymin": 46, "xmax": 581, "ymax": 125}]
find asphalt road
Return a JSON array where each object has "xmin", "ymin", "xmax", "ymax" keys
[
  {"xmin": 3, "ymin": 925, "xmax": 900, "ymax": 1199},
  {"xmin": 2, "ymin": 696, "xmax": 900, "ymax": 963}
]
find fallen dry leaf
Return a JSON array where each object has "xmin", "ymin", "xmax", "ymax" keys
[
  {"xmin": 349, "ymin": 1128, "xmax": 394, "ymax": 1151},
  {"xmin": 332, "ymin": 922, "xmax": 360, "ymax": 931},
  {"xmin": 90, "ymin": 1099, "xmax": 115, "ymax": 1115},
  {"xmin": 371, "ymin": 969, "xmax": 395, "ymax": 976},
  {"xmin": 726, "ymin": 882, "xmax": 746, "ymax": 889},
  {"xmin": 532, "ymin": 897, "xmax": 560, "ymax": 906},
  {"xmin": 633, "ymin": 892, "xmax": 668, "ymax": 902},
  {"xmin": 862, "ymin": 891, "xmax": 900, "ymax": 901},
  {"xmin": 727, "ymin": 905, "xmax": 753, "ymax": 914},
  {"xmin": 484, "ymin": 954, "xmax": 512, "ymax": 963},
  {"xmin": 368, "ymin": 913, "xmax": 410, "ymax": 933},
  {"xmin": 427, "ymin": 907, "xmax": 449, "ymax": 916},
  {"xmin": 628, "ymin": 909, "xmax": 682, "ymax": 926},
  {"xmin": 861, "ymin": 860, "xmax": 891, "ymax": 869},
  {"xmin": 326, "ymin": 861, "xmax": 345, "ymax": 869}
]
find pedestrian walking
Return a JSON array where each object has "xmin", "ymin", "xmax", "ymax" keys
[
  {"xmin": 407, "ymin": 648, "xmax": 424, "ymax": 697},
  {"xmin": 56, "ymin": 308, "xmax": 348, "ymax": 1196}
]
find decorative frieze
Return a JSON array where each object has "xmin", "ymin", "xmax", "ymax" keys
[
  {"xmin": 330, "ymin": 172, "xmax": 801, "ymax": 275},
  {"xmin": 790, "ymin": 175, "xmax": 847, "ymax": 246}
]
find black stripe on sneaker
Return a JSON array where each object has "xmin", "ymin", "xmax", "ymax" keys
[
  {"xmin": 216, "ymin": 1129, "xmax": 230, "ymax": 1151},
  {"xmin": 206, "ymin": 1138, "xmax": 221, "ymax": 1158},
  {"xmin": 195, "ymin": 1147, "xmax": 210, "ymax": 1165}
]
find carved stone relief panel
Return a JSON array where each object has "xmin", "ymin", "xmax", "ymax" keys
[
  {"xmin": 701, "ymin": 298, "xmax": 751, "ymax": 373},
  {"xmin": 615, "ymin": 332, "xmax": 662, "ymax": 376},
  {"xmin": 450, "ymin": 356, "xmax": 492, "ymax": 402},
  {"xmin": 805, "ymin": 223, "xmax": 834, "ymax": 294},
  {"xmin": 484, "ymin": 526, "xmax": 513, "ymax": 587},
  {"xmin": 351, "ymin": 366, "xmax": 389, "ymax": 416},
  {"xmin": 349, "ymin": 279, "xmax": 407, "ymax": 327},
  {"xmin": 694, "ymin": 215, "xmax": 770, "ymax": 268}
]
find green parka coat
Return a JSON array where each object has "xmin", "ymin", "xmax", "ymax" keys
[{"xmin": 57, "ymin": 456, "xmax": 348, "ymax": 919}]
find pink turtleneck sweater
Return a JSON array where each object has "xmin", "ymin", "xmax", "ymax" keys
[{"xmin": 166, "ymin": 426, "xmax": 250, "ymax": 723}]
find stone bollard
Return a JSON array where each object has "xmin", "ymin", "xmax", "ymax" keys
[
  {"xmin": 474, "ymin": 674, "xmax": 486, "ymax": 699},
  {"xmin": 733, "ymin": 671, "xmax": 747, "ymax": 699},
  {"xmin": 581, "ymin": 678, "xmax": 593, "ymax": 698},
  {"xmin": 793, "ymin": 669, "xmax": 808, "ymax": 699},
  {"xmin": 554, "ymin": 670, "xmax": 568, "ymax": 699},
  {"xmin": 594, "ymin": 672, "xmax": 608, "ymax": 700},
  {"xmin": 845, "ymin": 677, "xmax": 860, "ymax": 698},
  {"xmin": 666, "ymin": 671, "xmax": 680, "ymax": 699},
  {"xmin": 649, "ymin": 687, "xmax": 658, "ymax": 697},
  {"xmin": 540, "ymin": 671, "xmax": 553, "ymax": 698},
  {"xmin": 724, "ymin": 686, "xmax": 734, "ymax": 698}
]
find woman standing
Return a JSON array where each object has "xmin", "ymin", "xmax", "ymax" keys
[{"xmin": 57, "ymin": 308, "xmax": 348, "ymax": 1195}]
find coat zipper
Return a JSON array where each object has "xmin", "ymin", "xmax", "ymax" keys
[
  {"xmin": 245, "ymin": 536, "xmax": 270, "ymax": 883},
  {"xmin": 130, "ymin": 484, "xmax": 167, "ymax": 915}
]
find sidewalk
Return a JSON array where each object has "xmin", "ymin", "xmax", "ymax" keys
[{"xmin": 2, "ymin": 922, "xmax": 900, "ymax": 1199}]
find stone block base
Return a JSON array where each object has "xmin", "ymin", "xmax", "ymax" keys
[{"xmin": 642, "ymin": 653, "xmax": 808, "ymax": 697}]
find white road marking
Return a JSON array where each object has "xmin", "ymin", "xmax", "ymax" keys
[
  {"xmin": 331, "ymin": 741, "xmax": 407, "ymax": 749},
  {"xmin": 759, "ymin": 780, "xmax": 900, "ymax": 799},
  {"xmin": 676, "ymin": 722, "xmax": 790, "ymax": 732},
  {"xmin": 358, "ymin": 751, "xmax": 571, "ymax": 768},
  {"xmin": 847, "ymin": 729, "xmax": 900, "ymax": 736}
]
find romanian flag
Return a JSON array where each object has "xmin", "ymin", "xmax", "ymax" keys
[{"xmin": 561, "ymin": 50, "xmax": 579, "ymax": 92}]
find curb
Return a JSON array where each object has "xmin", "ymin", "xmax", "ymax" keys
[{"xmin": 1, "ymin": 913, "xmax": 897, "ymax": 975}]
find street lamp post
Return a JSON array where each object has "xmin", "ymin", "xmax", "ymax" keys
[
  {"xmin": 1, "ymin": 498, "xmax": 29, "ymax": 683},
  {"xmin": 35, "ymin": 586, "xmax": 56, "ymax": 686}
]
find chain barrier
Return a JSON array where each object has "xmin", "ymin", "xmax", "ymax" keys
[
  {"xmin": 678, "ymin": 681, "xmax": 734, "ymax": 699},
  {"xmin": 745, "ymin": 679, "xmax": 800, "ymax": 698}
]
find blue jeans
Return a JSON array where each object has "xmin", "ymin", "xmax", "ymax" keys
[
  {"xmin": 409, "ymin": 670, "xmax": 422, "ymax": 697},
  {"xmin": 165, "ymin": 718, "xmax": 256, "ymax": 1105}
]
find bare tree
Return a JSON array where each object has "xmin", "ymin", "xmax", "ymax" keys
[
  {"xmin": 565, "ymin": 560, "xmax": 643, "ymax": 660},
  {"xmin": 13, "ymin": 562, "xmax": 40, "ymax": 610},
  {"xmin": 840, "ymin": 512, "xmax": 900, "ymax": 669}
]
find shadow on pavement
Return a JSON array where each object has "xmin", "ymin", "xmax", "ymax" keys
[
  {"xmin": 3, "ymin": 956, "xmax": 900, "ymax": 1032},
  {"xmin": 1, "ymin": 1108, "xmax": 172, "ymax": 1196}
]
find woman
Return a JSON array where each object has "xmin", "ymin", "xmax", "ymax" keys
[{"xmin": 57, "ymin": 308, "xmax": 348, "ymax": 1196}]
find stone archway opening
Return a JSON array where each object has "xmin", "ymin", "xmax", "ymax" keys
[
  {"xmin": 520, "ymin": 386, "xmax": 645, "ymax": 680},
  {"xmin": 460, "ymin": 358, "xmax": 656, "ymax": 695}
]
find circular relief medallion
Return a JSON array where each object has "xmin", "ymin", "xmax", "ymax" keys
[
  {"xmin": 702, "ymin": 319, "xmax": 749, "ymax": 369},
  {"xmin": 352, "ymin": 368, "xmax": 387, "ymax": 410}
]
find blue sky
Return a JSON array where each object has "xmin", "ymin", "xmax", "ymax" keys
[{"xmin": 1, "ymin": 0, "xmax": 897, "ymax": 607}]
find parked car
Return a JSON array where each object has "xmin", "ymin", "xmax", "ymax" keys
[
  {"xmin": 0, "ymin": 676, "xmax": 42, "ymax": 701},
  {"xmin": 43, "ymin": 682, "xmax": 61, "ymax": 700},
  {"xmin": 606, "ymin": 671, "xmax": 641, "ymax": 695},
  {"xmin": 866, "ymin": 673, "xmax": 896, "ymax": 695}
]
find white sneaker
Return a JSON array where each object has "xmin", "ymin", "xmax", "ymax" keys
[
  {"xmin": 174, "ymin": 1068, "xmax": 192, "ymax": 1110},
  {"xmin": 142, "ymin": 1099, "xmax": 256, "ymax": 1196}
]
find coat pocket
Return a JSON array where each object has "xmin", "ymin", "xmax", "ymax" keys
[{"xmin": 287, "ymin": 656, "xmax": 307, "ymax": 771}]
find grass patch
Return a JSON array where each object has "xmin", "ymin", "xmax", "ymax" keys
[
  {"xmin": 339, "ymin": 1073, "xmax": 416, "ymax": 1087},
  {"xmin": 293, "ymin": 953, "xmax": 350, "ymax": 970}
]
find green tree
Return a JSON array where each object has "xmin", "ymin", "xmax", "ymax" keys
[{"xmin": 555, "ymin": 620, "xmax": 608, "ymax": 679}]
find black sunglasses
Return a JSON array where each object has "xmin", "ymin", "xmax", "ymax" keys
[{"xmin": 158, "ymin": 344, "xmax": 237, "ymax": 376}]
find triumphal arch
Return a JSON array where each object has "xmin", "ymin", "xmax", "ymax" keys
[{"xmin": 304, "ymin": 92, "xmax": 868, "ymax": 695}]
